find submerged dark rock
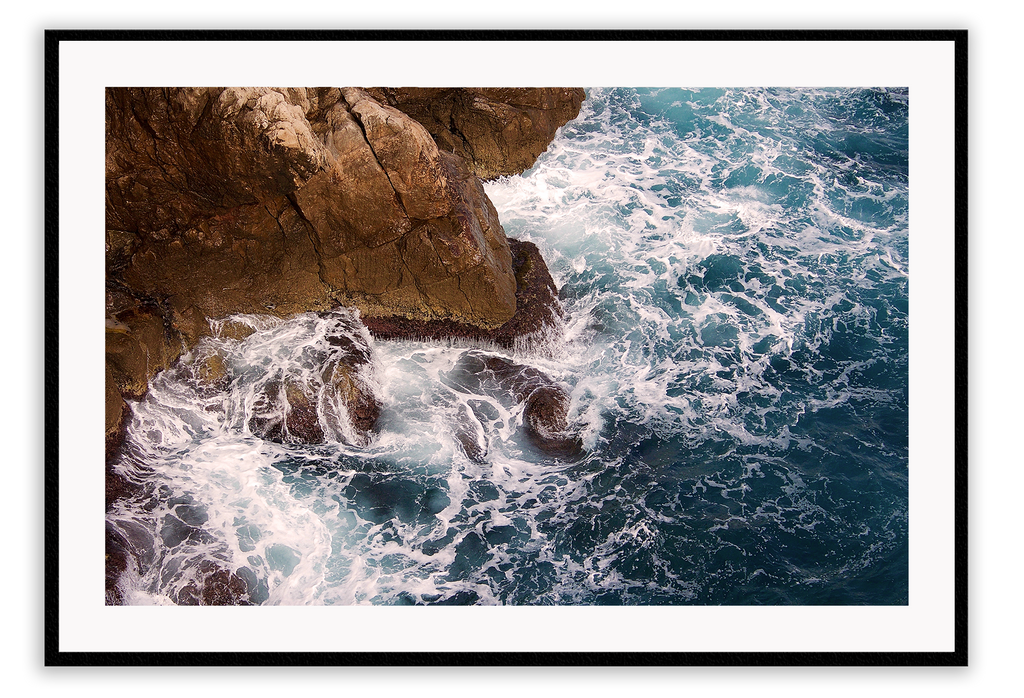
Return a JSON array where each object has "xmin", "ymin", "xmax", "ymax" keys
[
  {"xmin": 172, "ymin": 560, "xmax": 253, "ymax": 606},
  {"xmin": 105, "ymin": 518, "xmax": 158, "ymax": 605},
  {"xmin": 434, "ymin": 389, "xmax": 488, "ymax": 463},
  {"xmin": 523, "ymin": 385, "xmax": 582, "ymax": 459},
  {"xmin": 105, "ymin": 525, "xmax": 133, "ymax": 605},
  {"xmin": 442, "ymin": 351, "xmax": 582, "ymax": 459},
  {"xmin": 245, "ymin": 310, "xmax": 381, "ymax": 446}
]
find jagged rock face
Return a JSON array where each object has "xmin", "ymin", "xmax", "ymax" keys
[
  {"xmin": 106, "ymin": 86, "xmax": 518, "ymax": 339},
  {"xmin": 363, "ymin": 88, "xmax": 587, "ymax": 180},
  {"xmin": 303, "ymin": 90, "xmax": 517, "ymax": 327},
  {"xmin": 105, "ymin": 287, "xmax": 184, "ymax": 457},
  {"xmin": 361, "ymin": 238, "xmax": 563, "ymax": 348},
  {"xmin": 104, "ymin": 86, "xmax": 582, "ymax": 460}
]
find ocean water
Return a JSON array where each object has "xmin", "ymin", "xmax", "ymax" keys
[{"xmin": 107, "ymin": 87, "xmax": 909, "ymax": 605}]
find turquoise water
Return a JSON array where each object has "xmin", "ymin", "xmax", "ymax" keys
[{"xmin": 108, "ymin": 87, "xmax": 908, "ymax": 605}]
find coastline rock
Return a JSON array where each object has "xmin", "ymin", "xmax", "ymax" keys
[
  {"xmin": 106, "ymin": 87, "xmax": 522, "ymax": 341},
  {"xmin": 105, "ymin": 87, "xmax": 579, "ymax": 462},
  {"xmin": 103, "ymin": 85, "xmax": 585, "ymax": 561},
  {"xmin": 102, "ymin": 86, "xmax": 587, "ymax": 604},
  {"xmin": 246, "ymin": 311, "xmax": 380, "ymax": 446},
  {"xmin": 105, "ymin": 87, "xmax": 583, "ymax": 461},
  {"xmin": 363, "ymin": 88, "xmax": 586, "ymax": 179},
  {"xmin": 172, "ymin": 560, "xmax": 254, "ymax": 606},
  {"xmin": 362, "ymin": 238, "xmax": 564, "ymax": 349},
  {"xmin": 441, "ymin": 351, "xmax": 582, "ymax": 458}
]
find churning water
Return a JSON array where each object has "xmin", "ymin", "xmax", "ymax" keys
[{"xmin": 108, "ymin": 87, "xmax": 909, "ymax": 605}]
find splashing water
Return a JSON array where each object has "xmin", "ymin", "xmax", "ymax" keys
[{"xmin": 108, "ymin": 87, "xmax": 908, "ymax": 605}]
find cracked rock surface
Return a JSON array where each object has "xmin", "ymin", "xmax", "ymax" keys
[
  {"xmin": 106, "ymin": 87, "xmax": 517, "ymax": 339},
  {"xmin": 363, "ymin": 88, "xmax": 586, "ymax": 180},
  {"xmin": 104, "ymin": 86, "xmax": 582, "ymax": 459}
]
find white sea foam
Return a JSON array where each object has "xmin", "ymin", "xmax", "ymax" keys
[{"xmin": 108, "ymin": 87, "xmax": 909, "ymax": 606}]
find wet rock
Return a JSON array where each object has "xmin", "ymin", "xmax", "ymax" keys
[
  {"xmin": 322, "ymin": 362, "xmax": 380, "ymax": 438},
  {"xmin": 212, "ymin": 317, "xmax": 259, "ymax": 342},
  {"xmin": 248, "ymin": 376, "xmax": 324, "ymax": 444},
  {"xmin": 442, "ymin": 351, "xmax": 582, "ymax": 458},
  {"xmin": 524, "ymin": 385, "xmax": 583, "ymax": 459},
  {"xmin": 451, "ymin": 401, "xmax": 488, "ymax": 463},
  {"xmin": 189, "ymin": 349, "xmax": 231, "ymax": 394},
  {"xmin": 173, "ymin": 560, "xmax": 253, "ymax": 606},
  {"xmin": 434, "ymin": 389, "xmax": 488, "ymax": 462},
  {"xmin": 105, "ymin": 525, "xmax": 133, "ymax": 605},
  {"xmin": 105, "ymin": 463, "xmax": 141, "ymax": 511},
  {"xmin": 317, "ymin": 311, "xmax": 381, "ymax": 442},
  {"xmin": 105, "ymin": 520, "xmax": 157, "ymax": 605},
  {"xmin": 246, "ymin": 311, "xmax": 380, "ymax": 445}
]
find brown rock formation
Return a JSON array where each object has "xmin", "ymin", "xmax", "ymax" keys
[
  {"xmin": 362, "ymin": 238, "xmax": 564, "ymax": 349},
  {"xmin": 106, "ymin": 86, "xmax": 523, "ymax": 334},
  {"xmin": 105, "ymin": 286, "xmax": 184, "ymax": 458},
  {"xmin": 105, "ymin": 86, "xmax": 583, "ymax": 460},
  {"xmin": 363, "ymin": 88, "xmax": 587, "ymax": 179},
  {"xmin": 172, "ymin": 561, "xmax": 254, "ymax": 606}
]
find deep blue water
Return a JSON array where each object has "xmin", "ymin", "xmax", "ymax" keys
[{"xmin": 109, "ymin": 87, "xmax": 909, "ymax": 605}]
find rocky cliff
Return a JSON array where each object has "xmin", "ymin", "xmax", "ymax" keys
[
  {"xmin": 105, "ymin": 87, "xmax": 584, "ymax": 459},
  {"xmin": 363, "ymin": 88, "xmax": 586, "ymax": 180}
]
